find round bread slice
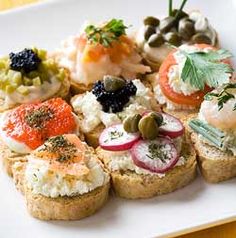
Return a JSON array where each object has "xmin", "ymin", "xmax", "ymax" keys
[
  {"xmin": 191, "ymin": 132, "xmax": 236, "ymax": 183},
  {"xmin": 12, "ymin": 161, "xmax": 110, "ymax": 220},
  {"xmin": 96, "ymin": 136, "xmax": 197, "ymax": 199}
]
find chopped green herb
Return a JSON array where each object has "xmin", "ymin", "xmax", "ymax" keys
[
  {"xmin": 110, "ymin": 130, "xmax": 124, "ymax": 140},
  {"xmin": 146, "ymin": 142, "xmax": 169, "ymax": 163},
  {"xmin": 25, "ymin": 106, "xmax": 54, "ymax": 129},
  {"xmin": 205, "ymin": 83, "xmax": 236, "ymax": 111},
  {"xmin": 85, "ymin": 19, "xmax": 128, "ymax": 47},
  {"xmin": 180, "ymin": 49, "xmax": 233, "ymax": 90}
]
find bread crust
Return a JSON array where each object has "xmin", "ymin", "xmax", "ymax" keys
[
  {"xmin": 96, "ymin": 137, "xmax": 197, "ymax": 199},
  {"xmin": 191, "ymin": 132, "xmax": 236, "ymax": 183}
]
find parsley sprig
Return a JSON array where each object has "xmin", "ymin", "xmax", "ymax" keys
[
  {"xmin": 85, "ymin": 19, "xmax": 128, "ymax": 47},
  {"xmin": 204, "ymin": 83, "xmax": 236, "ymax": 111},
  {"xmin": 180, "ymin": 49, "xmax": 233, "ymax": 90}
]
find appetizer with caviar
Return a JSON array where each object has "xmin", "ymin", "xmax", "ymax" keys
[
  {"xmin": 96, "ymin": 111, "xmax": 196, "ymax": 199},
  {"xmin": 0, "ymin": 98, "xmax": 82, "ymax": 176},
  {"xmin": 0, "ymin": 48, "xmax": 69, "ymax": 111},
  {"xmin": 147, "ymin": 44, "xmax": 232, "ymax": 119},
  {"xmin": 12, "ymin": 134, "xmax": 110, "ymax": 220},
  {"xmin": 136, "ymin": 0, "xmax": 219, "ymax": 70},
  {"xmin": 71, "ymin": 75, "xmax": 160, "ymax": 147},
  {"xmin": 53, "ymin": 19, "xmax": 150, "ymax": 93},
  {"xmin": 189, "ymin": 82, "xmax": 236, "ymax": 183}
]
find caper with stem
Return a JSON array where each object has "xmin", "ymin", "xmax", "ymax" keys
[
  {"xmin": 144, "ymin": 16, "xmax": 160, "ymax": 27},
  {"xmin": 148, "ymin": 112, "xmax": 163, "ymax": 126},
  {"xmin": 178, "ymin": 18, "xmax": 195, "ymax": 41},
  {"xmin": 159, "ymin": 16, "xmax": 176, "ymax": 33},
  {"xmin": 191, "ymin": 33, "xmax": 212, "ymax": 45},
  {"xmin": 165, "ymin": 32, "xmax": 182, "ymax": 46},
  {"xmin": 148, "ymin": 33, "xmax": 165, "ymax": 47},
  {"xmin": 123, "ymin": 114, "xmax": 142, "ymax": 133},
  {"xmin": 144, "ymin": 25, "xmax": 156, "ymax": 41}
]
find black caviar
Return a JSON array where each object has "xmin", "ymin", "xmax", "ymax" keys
[
  {"xmin": 9, "ymin": 48, "xmax": 41, "ymax": 73},
  {"xmin": 92, "ymin": 79, "xmax": 137, "ymax": 113}
]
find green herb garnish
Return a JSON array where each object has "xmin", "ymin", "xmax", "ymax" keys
[
  {"xmin": 205, "ymin": 83, "xmax": 236, "ymax": 111},
  {"xmin": 85, "ymin": 19, "xmax": 128, "ymax": 47},
  {"xmin": 181, "ymin": 49, "xmax": 233, "ymax": 90},
  {"xmin": 25, "ymin": 106, "xmax": 54, "ymax": 129},
  {"xmin": 146, "ymin": 142, "xmax": 169, "ymax": 163},
  {"xmin": 40, "ymin": 136, "xmax": 77, "ymax": 163},
  {"xmin": 110, "ymin": 130, "xmax": 124, "ymax": 140},
  {"xmin": 189, "ymin": 119, "xmax": 225, "ymax": 148}
]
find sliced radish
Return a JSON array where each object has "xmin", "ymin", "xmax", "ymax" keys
[
  {"xmin": 159, "ymin": 113, "xmax": 184, "ymax": 138},
  {"xmin": 99, "ymin": 124, "xmax": 140, "ymax": 151},
  {"xmin": 131, "ymin": 137, "xmax": 179, "ymax": 173}
]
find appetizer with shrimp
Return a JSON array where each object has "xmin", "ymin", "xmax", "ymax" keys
[
  {"xmin": 53, "ymin": 19, "xmax": 150, "ymax": 93},
  {"xmin": 148, "ymin": 43, "xmax": 233, "ymax": 119},
  {"xmin": 136, "ymin": 0, "xmax": 219, "ymax": 70},
  {"xmin": 12, "ymin": 134, "xmax": 110, "ymax": 220},
  {"xmin": 0, "ymin": 48, "xmax": 69, "ymax": 111},
  {"xmin": 96, "ymin": 111, "xmax": 196, "ymax": 199},
  {"xmin": 189, "ymin": 82, "xmax": 236, "ymax": 183},
  {"xmin": 71, "ymin": 75, "xmax": 160, "ymax": 147},
  {"xmin": 0, "ymin": 98, "xmax": 82, "ymax": 176}
]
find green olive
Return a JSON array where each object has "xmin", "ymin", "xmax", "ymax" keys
[
  {"xmin": 138, "ymin": 115, "xmax": 159, "ymax": 140},
  {"xmin": 191, "ymin": 33, "xmax": 212, "ymax": 45},
  {"xmin": 148, "ymin": 33, "xmax": 165, "ymax": 47},
  {"xmin": 171, "ymin": 9, "xmax": 188, "ymax": 20},
  {"xmin": 103, "ymin": 75, "xmax": 125, "ymax": 92},
  {"xmin": 144, "ymin": 25, "xmax": 156, "ymax": 41},
  {"xmin": 144, "ymin": 16, "xmax": 160, "ymax": 27},
  {"xmin": 148, "ymin": 112, "xmax": 163, "ymax": 126},
  {"xmin": 165, "ymin": 32, "xmax": 182, "ymax": 46},
  {"xmin": 159, "ymin": 16, "xmax": 176, "ymax": 33},
  {"xmin": 123, "ymin": 114, "xmax": 142, "ymax": 133},
  {"xmin": 178, "ymin": 18, "xmax": 195, "ymax": 41}
]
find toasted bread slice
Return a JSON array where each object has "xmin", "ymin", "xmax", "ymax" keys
[
  {"xmin": 12, "ymin": 159, "xmax": 110, "ymax": 220},
  {"xmin": 191, "ymin": 132, "xmax": 236, "ymax": 183},
  {"xmin": 96, "ymin": 136, "xmax": 197, "ymax": 199}
]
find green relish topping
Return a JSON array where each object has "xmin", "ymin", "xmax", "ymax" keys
[{"xmin": 0, "ymin": 48, "xmax": 66, "ymax": 95}]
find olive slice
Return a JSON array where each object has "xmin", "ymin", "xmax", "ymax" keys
[
  {"xmin": 144, "ymin": 25, "xmax": 156, "ymax": 41},
  {"xmin": 159, "ymin": 16, "xmax": 176, "ymax": 33},
  {"xmin": 148, "ymin": 33, "xmax": 165, "ymax": 47},
  {"xmin": 191, "ymin": 33, "xmax": 212, "ymax": 44},
  {"xmin": 165, "ymin": 32, "xmax": 182, "ymax": 46},
  {"xmin": 144, "ymin": 16, "xmax": 160, "ymax": 27}
]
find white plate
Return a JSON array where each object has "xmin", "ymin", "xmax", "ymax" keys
[{"xmin": 0, "ymin": 0, "xmax": 236, "ymax": 237}]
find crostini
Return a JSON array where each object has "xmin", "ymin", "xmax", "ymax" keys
[
  {"xmin": 71, "ymin": 75, "xmax": 160, "ymax": 147},
  {"xmin": 0, "ymin": 48, "xmax": 70, "ymax": 111},
  {"xmin": 136, "ymin": 0, "xmax": 219, "ymax": 70},
  {"xmin": 189, "ymin": 82, "xmax": 236, "ymax": 183},
  {"xmin": 0, "ymin": 98, "xmax": 82, "ymax": 176},
  {"xmin": 12, "ymin": 134, "xmax": 110, "ymax": 220},
  {"xmin": 96, "ymin": 111, "xmax": 197, "ymax": 199},
  {"xmin": 53, "ymin": 19, "xmax": 150, "ymax": 94},
  {"xmin": 147, "ymin": 43, "xmax": 232, "ymax": 121}
]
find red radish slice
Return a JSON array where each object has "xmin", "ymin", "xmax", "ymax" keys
[
  {"xmin": 159, "ymin": 113, "xmax": 184, "ymax": 138},
  {"xmin": 99, "ymin": 124, "xmax": 140, "ymax": 151},
  {"xmin": 131, "ymin": 137, "xmax": 179, "ymax": 173}
]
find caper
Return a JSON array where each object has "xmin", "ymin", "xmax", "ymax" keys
[
  {"xmin": 144, "ymin": 16, "xmax": 160, "ymax": 27},
  {"xmin": 103, "ymin": 75, "xmax": 125, "ymax": 92},
  {"xmin": 171, "ymin": 9, "xmax": 188, "ymax": 20},
  {"xmin": 138, "ymin": 115, "xmax": 159, "ymax": 140},
  {"xmin": 147, "ymin": 33, "xmax": 165, "ymax": 47},
  {"xmin": 148, "ymin": 112, "xmax": 163, "ymax": 126},
  {"xmin": 165, "ymin": 32, "xmax": 182, "ymax": 46},
  {"xmin": 159, "ymin": 16, "xmax": 176, "ymax": 33},
  {"xmin": 144, "ymin": 25, "xmax": 156, "ymax": 41},
  {"xmin": 178, "ymin": 18, "xmax": 195, "ymax": 41},
  {"xmin": 123, "ymin": 114, "xmax": 142, "ymax": 133},
  {"xmin": 191, "ymin": 33, "xmax": 212, "ymax": 45}
]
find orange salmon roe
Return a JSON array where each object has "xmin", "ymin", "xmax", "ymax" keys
[{"xmin": 2, "ymin": 98, "xmax": 77, "ymax": 150}]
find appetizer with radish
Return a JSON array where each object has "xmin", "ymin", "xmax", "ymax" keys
[
  {"xmin": 53, "ymin": 19, "xmax": 150, "ymax": 93},
  {"xmin": 96, "ymin": 111, "xmax": 197, "ymax": 199},
  {"xmin": 0, "ymin": 48, "xmax": 69, "ymax": 111},
  {"xmin": 71, "ymin": 75, "xmax": 160, "ymax": 147},
  {"xmin": 149, "ymin": 43, "xmax": 233, "ymax": 118},
  {"xmin": 136, "ymin": 0, "xmax": 219, "ymax": 70},
  {"xmin": 189, "ymin": 82, "xmax": 236, "ymax": 183},
  {"xmin": 0, "ymin": 98, "xmax": 82, "ymax": 176},
  {"xmin": 12, "ymin": 134, "xmax": 110, "ymax": 220}
]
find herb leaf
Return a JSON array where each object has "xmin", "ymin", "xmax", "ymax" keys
[
  {"xmin": 85, "ymin": 19, "xmax": 128, "ymax": 47},
  {"xmin": 181, "ymin": 49, "xmax": 233, "ymax": 90}
]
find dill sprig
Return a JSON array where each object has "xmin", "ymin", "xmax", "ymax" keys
[
  {"xmin": 85, "ymin": 19, "xmax": 128, "ymax": 47},
  {"xmin": 204, "ymin": 83, "xmax": 236, "ymax": 111}
]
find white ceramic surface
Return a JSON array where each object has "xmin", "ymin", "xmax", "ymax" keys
[{"xmin": 0, "ymin": 0, "xmax": 236, "ymax": 237}]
